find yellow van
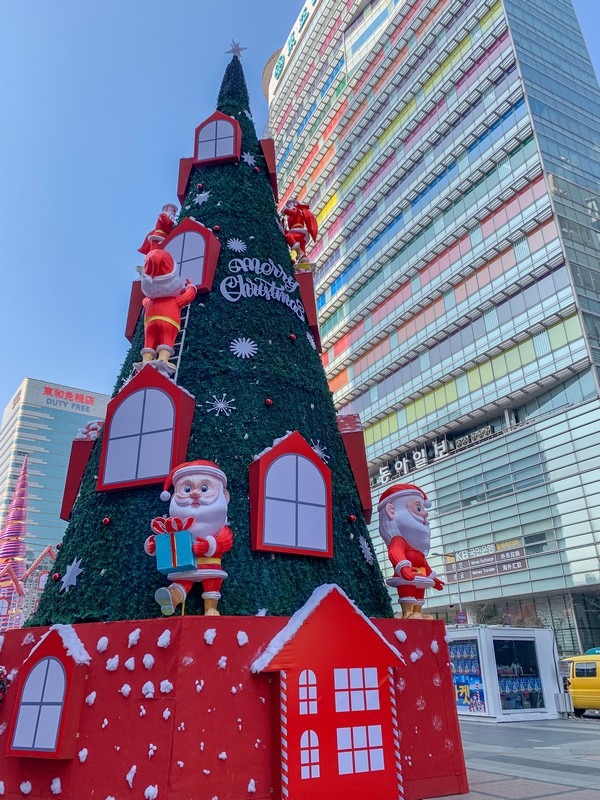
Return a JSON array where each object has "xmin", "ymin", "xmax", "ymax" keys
[{"xmin": 563, "ymin": 655, "xmax": 600, "ymax": 716}]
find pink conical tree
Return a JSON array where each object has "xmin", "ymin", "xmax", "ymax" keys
[{"xmin": 0, "ymin": 458, "xmax": 28, "ymax": 629}]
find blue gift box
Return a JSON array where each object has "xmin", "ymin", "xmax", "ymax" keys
[{"xmin": 155, "ymin": 530, "xmax": 196, "ymax": 575}]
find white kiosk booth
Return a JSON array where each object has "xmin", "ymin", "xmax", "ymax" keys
[{"xmin": 445, "ymin": 626, "xmax": 567, "ymax": 722}]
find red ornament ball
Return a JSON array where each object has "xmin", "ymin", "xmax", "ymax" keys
[
  {"xmin": 56, "ymin": 542, "xmax": 62, "ymax": 550},
  {"xmin": 348, "ymin": 514, "xmax": 357, "ymax": 523},
  {"xmin": 289, "ymin": 333, "xmax": 297, "ymax": 341},
  {"xmin": 253, "ymin": 166, "xmax": 260, "ymax": 173},
  {"xmin": 213, "ymin": 225, "xmax": 220, "ymax": 232},
  {"xmin": 102, "ymin": 517, "xmax": 111, "ymax": 526},
  {"xmin": 265, "ymin": 398, "xmax": 273, "ymax": 407},
  {"xmin": 52, "ymin": 573, "xmax": 61, "ymax": 582},
  {"xmin": 196, "ymin": 183, "xmax": 203, "ymax": 190}
]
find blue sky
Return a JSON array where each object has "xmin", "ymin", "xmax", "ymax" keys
[{"xmin": 1, "ymin": 0, "xmax": 599, "ymax": 413}]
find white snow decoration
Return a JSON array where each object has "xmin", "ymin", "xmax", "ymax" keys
[
  {"xmin": 206, "ymin": 393, "xmax": 236, "ymax": 417},
  {"xmin": 106, "ymin": 796, "xmax": 116, "ymax": 800},
  {"xmin": 256, "ymin": 609, "xmax": 267, "ymax": 617},
  {"xmin": 252, "ymin": 431, "xmax": 294, "ymax": 462},
  {"xmin": 241, "ymin": 152, "xmax": 256, "ymax": 166},
  {"xmin": 144, "ymin": 786, "xmax": 158, "ymax": 800},
  {"xmin": 178, "ymin": 722, "xmax": 185, "ymax": 731},
  {"xmin": 203, "ymin": 770, "xmax": 210, "ymax": 776},
  {"xmin": 78, "ymin": 748, "xmax": 88, "ymax": 762},
  {"xmin": 120, "ymin": 684, "xmax": 132, "ymax": 697},
  {"xmin": 218, "ymin": 752, "xmax": 227, "ymax": 760},
  {"xmin": 358, "ymin": 534, "xmax": 374, "ymax": 565},
  {"xmin": 236, "ymin": 631, "xmax": 249, "ymax": 646},
  {"xmin": 22, "ymin": 632, "xmax": 35, "ymax": 645},
  {"xmin": 163, "ymin": 708, "xmax": 171, "ymax": 720},
  {"xmin": 260, "ymin": 697, "xmax": 265, "ymax": 704},
  {"xmin": 157, "ymin": 629, "xmax": 171, "ymax": 648},
  {"xmin": 142, "ymin": 681, "xmax": 155, "ymax": 698},
  {"xmin": 431, "ymin": 639, "xmax": 439, "ymax": 653},
  {"xmin": 0, "ymin": 722, "xmax": 6, "ymax": 736},
  {"xmin": 160, "ymin": 680, "xmax": 173, "ymax": 694},
  {"xmin": 227, "ymin": 238, "xmax": 248, "ymax": 254},
  {"xmin": 128, "ymin": 628, "xmax": 141, "ymax": 648},
  {"xmin": 140, "ymin": 705, "xmax": 147, "ymax": 716},
  {"xmin": 85, "ymin": 691, "xmax": 97, "ymax": 705},
  {"xmin": 433, "ymin": 674, "xmax": 442, "ymax": 687},
  {"xmin": 229, "ymin": 338, "xmax": 257, "ymax": 359},
  {"xmin": 306, "ymin": 330, "xmax": 317, "ymax": 350},
  {"xmin": 125, "ymin": 657, "xmax": 135, "ymax": 671},
  {"xmin": 432, "ymin": 715, "xmax": 443, "ymax": 731},
  {"xmin": 7, "ymin": 668, "xmax": 17, "ymax": 683},
  {"xmin": 218, "ymin": 656, "xmax": 227, "ymax": 669},
  {"xmin": 396, "ymin": 677, "xmax": 406, "ymax": 692},
  {"xmin": 416, "ymin": 696, "xmax": 426, "ymax": 711},
  {"xmin": 251, "ymin": 584, "xmax": 402, "ymax": 673},
  {"xmin": 410, "ymin": 649, "xmax": 423, "ymax": 663},
  {"xmin": 148, "ymin": 744, "xmax": 157, "ymax": 758},
  {"xmin": 19, "ymin": 782, "xmax": 31, "ymax": 795},
  {"xmin": 106, "ymin": 655, "xmax": 119, "ymax": 671},
  {"xmin": 177, "ymin": 761, "xmax": 184, "ymax": 768},
  {"xmin": 195, "ymin": 679, "xmax": 204, "ymax": 693},
  {"xmin": 200, "ymin": 742, "xmax": 205, "ymax": 751},
  {"xmin": 126, "ymin": 765, "xmax": 137, "ymax": 788},
  {"xmin": 248, "ymin": 779, "xmax": 256, "ymax": 793},
  {"xmin": 444, "ymin": 635, "xmax": 451, "ymax": 643},
  {"xmin": 231, "ymin": 686, "xmax": 237, "ymax": 694},
  {"xmin": 204, "ymin": 629, "xmax": 217, "ymax": 645},
  {"xmin": 115, "ymin": 746, "xmax": 121, "ymax": 751},
  {"xmin": 182, "ymin": 656, "xmax": 193, "ymax": 666},
  {"xmin": 255, "ymin": 739, "xmax": 261, "ymax": 748},
  {"xmin": 26, "ymin": 624, "xmax": 90, "ymax": 666},
  {"xmin": 394, "ymin": 630, "xmax": 407, "ymax": 643},
  {"xmin": 102, "ymin": 718, "xmax": 109, "ymax": 728},
  {"xmin": 310, "ymin": 439, "xmax": 329, "ymax": 464},
  {"xmin": 143, "ymin": 654, "xmax": 155, "ymax": 670}
]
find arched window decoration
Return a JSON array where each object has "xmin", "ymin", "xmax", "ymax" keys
[
  {"xmin": 11, "ymin": 657, "xmax": 65, "ymax": 752},
  {"xmin": 299, "ymin": 669, "xmax": 317, "ymax": 715},
  {"xmin": 103, "ymin": 388, "xmax": 174, "ymax": 485},
  {"xmin": 197, "ymin": 118, "xmax": 236, "ymax": 160},
  {"xmin": 300, "ymin": 730, "xmax": 320, "ymax": 780},
  {"xmin": 164, "ymin": 228, "xmax": 206, "ymax": 286}
]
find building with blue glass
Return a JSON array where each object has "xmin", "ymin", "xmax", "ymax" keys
[
  {"xmin": 0, "ymin": 379, "xmax": 109, "ymax": 559},
  {"xmin": 267, "ymin": 0, "xmax": 600, "ymax": 653}
]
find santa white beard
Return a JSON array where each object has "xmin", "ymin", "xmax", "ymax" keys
[
  {"xmin": 392, "ymin": 508, "xmax": 431, "ymax": 555},
  {"xmin": 142, "ymin": 270, "xmax": 186, "ymax": 299},
  {"xmin": 169, "ymin": 489, "xmax": 228, "ymax": 539}
]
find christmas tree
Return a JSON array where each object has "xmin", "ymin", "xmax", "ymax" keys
[{"xmin": 30, "ymin": 54, "xmax": 392, "ymax": 625}]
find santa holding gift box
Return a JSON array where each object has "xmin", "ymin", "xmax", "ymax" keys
[
  {"xmin": 378, "ymin": 483, "xmax": 444, "ymax": 619},
  {"xmin": 145, "ymin": 460, "xmax": 234, "ymax": 617}
]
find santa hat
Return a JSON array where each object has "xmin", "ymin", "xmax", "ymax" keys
[
  {"xmin": 160, "ymin": 460, "xmax": 227, "ymax": 502},
  {"xmin": 144, "ymin": 248, "xmax": 176, "ymax": 279},
  {"xmin": 377, "ymin": 483, "xmax": 431, "ymax": 510}
]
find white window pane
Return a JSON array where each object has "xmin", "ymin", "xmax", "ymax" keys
[
  {"xmin": 364, "ymin": 667, "xmax": 378, "ymax": 688},
  {"xmin": 34, "ymin": 705, "xmax": 62, "ymax": 749},
  {"xmin": 110, "ymin": 392, "xmax": 144, "ymax": 438},
  {"xmin": 300, "ymin": 701, "xmax": 307, "ymax": 715},
  {"xmin": 297, "ymin": 504, "xmax": 327, "ymax": 551},
  {"xmin": 308, "ymin": 700, "xmax": 317, "ymax": 714},
  {"xmin": 43, "ymin": 660, "xmax": 65, "ymax": 703},
  {"xmin": 181, "ymin": 232, "xmax": 206, "ymax": 262},
  {"xmin": 368, "ymin": 725, "xmax": 383, "ymax": 747},
  {"xmin": 338, "ymin": 751, "xmax": 353, "ymax": 775},
  {"xmin": 354, "ymin": 749, "xmax": 369, "ymax": 773},
  {"xmin": 198, "ymin": 122, "xmax": 217, "ymax": 142},
  {"xmin": 216, "ymin": 136, "xmax": 235, "ymax": 157},
  {"xmin": 299, "ymin": 686, "xmax": 308, "ymax": 700},
  {"xmin": 301, "ymin": 749, "xmax": 309, "ymax": 764},
  {"xmin": 137, "ymin": 431, "xmax": 173, "ymax": 479},
  {"xmin": 300, "ymin": 731, "xmax": 309, "ymax": 748},
  {"xmin": 311, "ymin": 765, "xmax": 320, "ymax": 778},
  {"xmin": 300, "ymin": 669, "xmax": 308, "ymax": 684},
  {"xmin": 353, "ymin": 726, "xmax": 367, "ymax": 748},
  {"xmin": 263, "ymin": 499, "xmax": 295, "ymax": 546},
  {"xmin": 104, "ymin": 436, "xmax": 140, "ymax": 484},
  {"xmin": 216, "ymin": 120, "xmax": 234, "ymax": 137},
  {"xmin": 265, "ymin": 455, "xmax": 297, "ymax": 501},
  {"xmin": 334, "ymin": 669, "xmax": 348, "ymax": 689},
  {"xmin": 365, "ymin": 690, "xmax": 380, "ymax": 710},
  {"xmin": 181, "ymin": 257, "xmax": 205, "ymax": 286},
  {"xmin": 350, "ymin": 668, "xmax": 364, "ymax": 689},
  {"xmin": 351, "ymin": 691, "xmax": 365, "ymax": 711},
  {"xmin": 335, "ymin": 691, "xmax": 350, "ymax": 712},
  {"xmin": 370, "ymin": 748, "xmax": 385, "ymax": 771},
  {"xmin": 197, "ymin": 140, "xmax": 216, "ymax": 160},
  {"xmin": 12, "ymin": 705, "xmax": 39, "ymax": 749},
  {"xmin": 301, "ymin": 766, "xmax": 310, "ymax": 780},
  {"xmin": 142, "ymin": 390, "xmax": 174, "ymax": 433},
  {"xmin": 164, "ymin": 233, "xmax": 184, "ymax": 263},
  {"xmin": 297, "ymin": 458, "xmax": 326, "ymax": 504},
  {"xmin": 308, "ymin": 686, "xmax": 317, "ymax": 700},
  {"xmin": 309, "ymin": 731, "xmax": 318, "ymax": 747},
  {"xmin": 21, "ymin": 662, "xmax": 47, "ymax": 703},
  {"xmin": 337, "ymin": 727, "xmax": 351, "ymax": 749}
]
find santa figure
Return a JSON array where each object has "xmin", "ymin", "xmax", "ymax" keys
[
  {"xmin": 145, "ymin": 460, "xmax": 234, "ymax": 617},
  {"xmin": 139, "ymin": 248, "xmax": 197, "ymax": 372},
  {"xmin": 282, "ymin": 198, "xmax": 318, "ymax": 266},
  {"xmin": 378, "ymin": 483, "xmax": 444, "ymax": 619},
  {"xmin": 138, "ymin": 203, "xmax": 178, "ymax": 255}
]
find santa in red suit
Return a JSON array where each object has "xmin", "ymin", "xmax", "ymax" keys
[
  {"xmin": 138, "ymin": 203, "xmax": 178, "ymax": 255},
  {"xmin": 145, "ymin": 460, "xmax": 234, "ymax": 616},
  {"xmin": 378, "ymin": 483, "xmax": 444, "ymax": 619},
  {"xmin": 282, "ymin": 198, "xmax": 318, "ymax": 266},
  {"xmin": 140, "ymin": 248, "xmax": 197, "ymax": 372}
]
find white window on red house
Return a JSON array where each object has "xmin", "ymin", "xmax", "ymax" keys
[
  {"xmin": 164, "ymin": 227, "xmax": 206, "ymax": 286},
  {"xmin": 337, "ymin": 725, "xmax": 385, "ymax": 775},
  {"xmin": 300, "ymin": 730, "xmax": 320, "ymax": 779},
  {"xmin": 334, "ymin": 667, "xmax": 380, "ymax": 712},
  {"xmin": 299, "ymin": 669, "xmax": 317, "ymax": 715},
  {"xmin": 197, "ymin": 118, "xmax": 236, "ymax": 160},
  {"xmin": 102, "ymin": 388, "xmax": 174, "ymax": 485},
  {"xmin": 11, "ymin": 657, "xmax": 65, "ymax": 752},
  {"xmin": 0, "ymin": 598, "xmax": 7, "ymax": 615}
]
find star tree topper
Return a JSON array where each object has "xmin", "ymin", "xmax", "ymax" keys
[{"xmin": 226, "ymin": 40, "xmax": 247, "ymax": 58}]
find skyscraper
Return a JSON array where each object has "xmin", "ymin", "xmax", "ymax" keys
[
  {"xmin": 268, "ymin": 0, "xmax": 600, "ymax": 653},
  {"xmin": 0, "ymin": 379, "xmax": 109, "ymax": 558}
]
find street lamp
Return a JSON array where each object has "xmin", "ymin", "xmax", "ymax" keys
[{"xmin": 431, "ymin": 551, "xmax": 464, "ymax": 613}]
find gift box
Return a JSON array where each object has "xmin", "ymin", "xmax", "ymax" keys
[{"xmin": 155, "ymin": 530, "xmax": 196, "ymax": 575}]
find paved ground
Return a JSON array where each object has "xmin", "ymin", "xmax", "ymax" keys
[{"xmin": 435, "ymin": 714, "xmax": 600, "ymax": 799}]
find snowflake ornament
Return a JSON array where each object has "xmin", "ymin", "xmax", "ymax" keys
[
  {"xmin": 359, "ymin": 535, "xmax": 374, "ymax": 566},
  {"xmin": 206, "ymin": 394, "xmax": 236, "ymax": 417},
  {"xmin": 60, "ymin": 557, "xmax": 83, "ymax": 593},
  {"xmin": 243, "ymin": 109, "xmax": 253, "ymax": 121},
  {"xmin": 310, "ymin": 440, "xmax": 329, "ymax": 464},
  {"xmin": 194, "ymin": 191, "xmax": 210, "ymax": 206},
  {"xmin": 230, "ymin": 338, "xmax": 257, "ymax": 359},
  {"xmin": 227, "ymin": 237, "xmax": 247, "ymax": 253},
  {"xmin": 306, "ymin": 330, "xmax": 317, "ymax": 350},
  {"xmin": 241, "ymin": 152, "xmax": 256, "ymax": 166}
]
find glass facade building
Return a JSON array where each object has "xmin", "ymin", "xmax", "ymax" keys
[
  {"xmin": 0, "ymin": 379, "xmax": 109, "ymax": 559},
  {"xmin": 267, "ymin": 0, "xmax": 600, "ymax": 653}
]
